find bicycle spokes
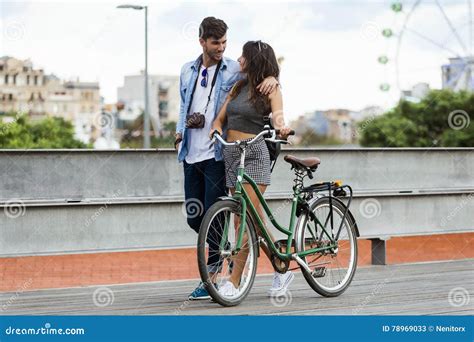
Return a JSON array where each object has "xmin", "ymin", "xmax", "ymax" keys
[{"xmin": 198, "ymin": 202, "xmax": 257, "ymax": 304}]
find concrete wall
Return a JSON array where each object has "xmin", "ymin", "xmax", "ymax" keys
[{"xmin": 0, "ymin": 148, "xmax": 473, "ymax": 257}]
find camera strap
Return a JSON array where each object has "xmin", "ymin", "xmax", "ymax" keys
[{"xmin": 186, "ymin": 58, "xmax": 222, "ymax": 116}]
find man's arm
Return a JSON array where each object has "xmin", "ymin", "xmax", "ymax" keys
[
  {"xmin": 175, "ymin": 65, "xmax": 187, "ymax": 149},
  {"xmin": 257, "ymin": 76, "xmax": 279, "ymax": 95},
  {"xmin": 176, "ymin": 65, "xmax": 188, "ymax": 135}
]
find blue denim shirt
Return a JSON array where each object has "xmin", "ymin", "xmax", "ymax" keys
[{"xmin": 177, "ymin": 55, "xmax": 242, "ymax": 163}]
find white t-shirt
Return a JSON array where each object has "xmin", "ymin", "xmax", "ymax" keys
[{"xmin": 185, "ymin": 64, "xmax": 218, "ymax": 164}]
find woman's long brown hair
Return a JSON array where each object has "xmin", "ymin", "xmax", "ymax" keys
[{"xmin": 230, "ymin": 41, "xmax": 280, "ymax": 113}]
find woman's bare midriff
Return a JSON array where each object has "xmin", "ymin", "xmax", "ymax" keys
[{"xmin": 227, "ymin": 129, "xmax": 256, "ymax": 142}]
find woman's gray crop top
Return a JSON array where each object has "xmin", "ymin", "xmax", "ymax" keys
[{"xmin": 226, "ymin": 83, "xmax": 270, "ymax": 135}]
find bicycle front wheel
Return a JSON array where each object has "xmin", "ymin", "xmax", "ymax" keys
[
  {"xmin": 197, "ymin": 199, "xmax": 258, "ymax": 307},
  {"xmin": 295, "ymin": 196, "xmax": 358, "ymax": 297}
]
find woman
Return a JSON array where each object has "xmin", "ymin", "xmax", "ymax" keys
[{"xmin": 210, "ymin": 40, "xmax": 294, "ymax": 298}]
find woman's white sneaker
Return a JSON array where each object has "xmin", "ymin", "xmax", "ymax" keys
[
  {"xmin": 267, "ymin": 271, "xmax": 295, "ymax": 297},
  {"xmin": 218, "ymin": 281, "xmax": 239, "ymax": 297}
]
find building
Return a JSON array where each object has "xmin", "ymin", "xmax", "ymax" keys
[
  {"xmin": 442, "ymin": 57, "xmax": 474, "ymax": 92},
  {"xmin": 291, "ymin": 109, "xmax": 359, "ymax": 144},
  {"xmin": 0, "ymin": 56, "xmax": 101, "ymax": 143},
  {"xmin": 324, "ymin": 109, "xmax": 357, "ymax": 143},
  {"xmin": 0, "ymin": 56, "xmax": 48, "ymax": 117},
  {"xmin": 117, "ymin": 72, "xmax": 179, "ymax": 133},
  {"xmin": 401, "ymin": 82, "xmax": 430, "ymax": 102}
]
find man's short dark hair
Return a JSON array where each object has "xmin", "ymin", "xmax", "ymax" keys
[{"xmin": 199, "ymin": 17, "xmax": 228, "ymax": 40}]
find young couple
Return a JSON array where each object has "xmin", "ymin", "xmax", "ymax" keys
[{"xmin": 176, "ymin": 16, "xmax": 294, "ymax": 300}]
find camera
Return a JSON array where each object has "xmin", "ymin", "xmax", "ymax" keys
[{"xmin": 185, "ymin": 112, "xmax": 205, "ymax": 129}]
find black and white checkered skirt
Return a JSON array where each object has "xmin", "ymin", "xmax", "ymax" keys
[{"xmin": 223, "ymin": 136, "xmax": 271, "ymax": 188}]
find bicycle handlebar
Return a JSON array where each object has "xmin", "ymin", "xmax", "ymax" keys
[{"xmin": 211, "ymin": 125, "xmax": 295, "ymax": 147}]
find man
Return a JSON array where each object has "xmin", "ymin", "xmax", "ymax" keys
[{"xmin": 176, "ymin": 17, "xmax": 278, "ymax": 300}]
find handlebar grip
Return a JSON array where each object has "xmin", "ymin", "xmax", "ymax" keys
[{"xmin": 275, "ymin": 129, "xmax": 295, "ymax": 136}]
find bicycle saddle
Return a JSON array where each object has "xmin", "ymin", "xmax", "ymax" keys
[{"xmin": 284, "ymin": 155, "xmax": 321, "ymax": 171}]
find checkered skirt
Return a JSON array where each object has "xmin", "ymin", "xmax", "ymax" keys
[{"xmin": 223, "ymin": 136, "xmax": 271, "ymax": 188}]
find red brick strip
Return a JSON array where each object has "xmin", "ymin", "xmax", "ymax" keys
[{"xmin": 0, "ymin": 233, "xmax": 472, "ymax": 292}]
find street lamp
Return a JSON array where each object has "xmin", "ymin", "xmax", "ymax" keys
[{"xmin": 117, "ymin": 4, "xmax": 150, "ymax": 148}]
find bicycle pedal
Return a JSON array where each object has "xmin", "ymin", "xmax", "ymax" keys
[{"xmin": 312, "ymin": 266, "xmax": 326, "ymax": 278}]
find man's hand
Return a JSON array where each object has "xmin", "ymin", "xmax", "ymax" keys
[
  {"xmin": 174, "ymin": 132, "xmax": 182, "ymax": 150},
  {"xmin": 256, "ymin": 76, "xmax": 279, "ymax": 95}
]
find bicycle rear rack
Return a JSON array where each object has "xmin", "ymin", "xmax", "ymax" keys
[{"xmin": 299, "ymin": 182, "xmax": 354, "ymax": 242}]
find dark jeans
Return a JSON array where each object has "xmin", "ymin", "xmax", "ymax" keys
[{"xmin": 184, "ymin": 158, "xmax": 227, "ymax": 273}]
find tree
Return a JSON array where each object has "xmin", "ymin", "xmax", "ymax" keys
[
  {"xmin": 360, "ymin": 89, "xmax": 474, "ymax": 147},
  {"xmin": 0, "ymin": 114, "xmax": 89, "ymax": 148}
]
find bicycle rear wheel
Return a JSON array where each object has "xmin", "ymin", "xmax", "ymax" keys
[
  {"xmin": 295, "ymin": 197, "xmax": 358, "ymax": 297},
  {"xmin": 197, "ymin": 199, "xmax": 258, "ymax": 307}
]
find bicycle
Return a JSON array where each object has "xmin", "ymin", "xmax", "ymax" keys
[{"xmin": 197, "ymin": 126, "xmax": 360, "ymax": 307}]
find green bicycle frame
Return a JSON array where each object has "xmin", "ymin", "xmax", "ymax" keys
[{"xmin": 224, "ymin": 149, "xmax": 338, "ymax": 262}]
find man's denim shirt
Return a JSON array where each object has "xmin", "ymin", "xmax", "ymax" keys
[{"xmin": 177, "ymin": 55, "xmax": 241, "ymax": 163}]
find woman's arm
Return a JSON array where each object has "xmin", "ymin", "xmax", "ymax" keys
[
  {"xmin": 268, "ymin": 87, "xmax": 292, "ymax": 138},
  {"xmin": 210, "ymin": 94, "xmax": 231, "ymax": 138}
]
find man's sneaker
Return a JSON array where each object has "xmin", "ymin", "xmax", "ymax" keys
[
  {"xmin": 267, "ymin": 271, "xmax": 295, "ymax": 297},
  {"xmin": 218, "ymin": 281, "xmax": 239, "ymax": 297},
  {"xmin": 188, "ymin": 282, "xmax": 210, "ymax": 300}
]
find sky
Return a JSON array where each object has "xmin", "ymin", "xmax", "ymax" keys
[{"xmin": 1, "ymin": 0, "xmax": 472, "ymax": 120}]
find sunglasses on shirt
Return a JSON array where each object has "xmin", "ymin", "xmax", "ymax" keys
[{"xmin": 201, "ymin": 68, "xmax": 209, "ymax": 87}]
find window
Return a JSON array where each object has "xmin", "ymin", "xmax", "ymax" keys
[
  {"xmin": 26, "ymin": 75, "xmax": 30, "ymax": 85},
  {"xmin": 4, "ymin": 75, "xmax": 8, "ymax": 84},
  {"xmin": 13, "ymin": 74, "xmax": 17, "ymax": 85},
  {"xmin": 34, "ymin": 75, "xmax": 38, "ymax": 85}
]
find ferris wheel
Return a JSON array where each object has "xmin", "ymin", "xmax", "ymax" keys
[{"xmin": 378, "ymin": 1, "xmax": 474, "ymax": 103}]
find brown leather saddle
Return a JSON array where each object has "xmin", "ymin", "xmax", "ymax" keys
[{"xmin": 284, "ymin": 155, "xmax": 321, "ymax": 171}]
